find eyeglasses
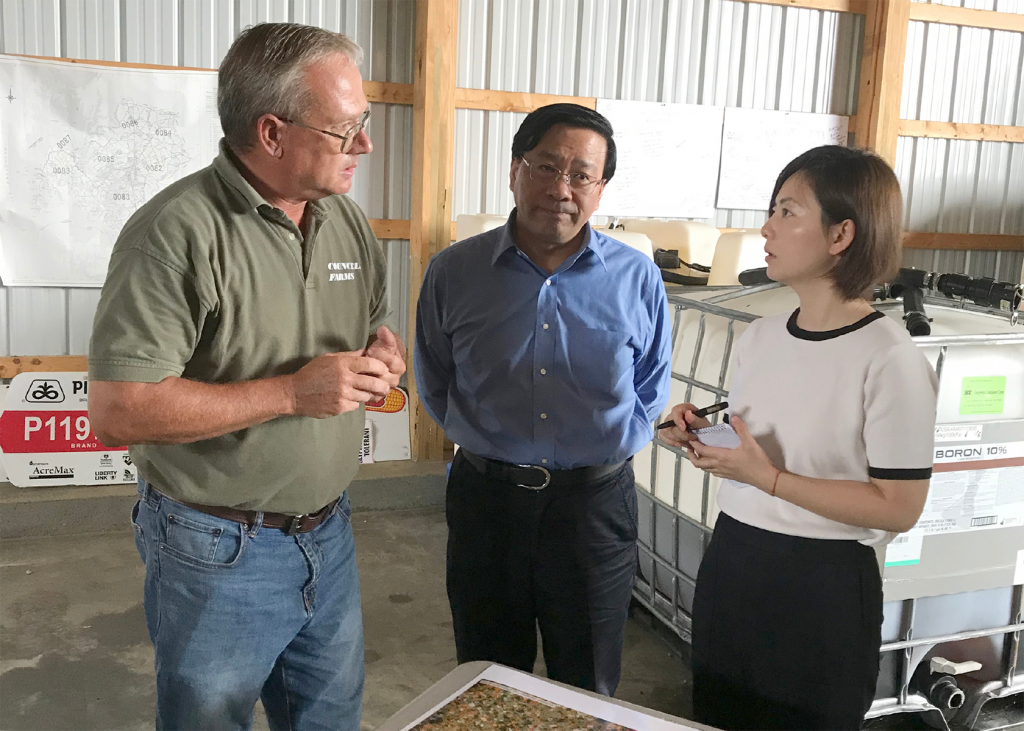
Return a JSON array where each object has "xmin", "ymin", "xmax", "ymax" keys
[
  {"xmin": 519, "ymin": 157, "xmax": 605, "ymax": 192},
  {"xmin": 278, "ymin": 109, "xmax": 371, "ymax": 153}
]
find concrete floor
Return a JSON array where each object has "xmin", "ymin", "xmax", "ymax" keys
[
  {"xmin": 0, "ymin": 507, "xmax": 690, "ymax": 731},
  {"xmin": 4, "ymin": 502, "xmax": 1019, "ymax": 731}
]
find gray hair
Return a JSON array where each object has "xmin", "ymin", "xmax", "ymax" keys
[{"xmin": 218, "ymin": 23, "xmax": 363, "ymax": 152}]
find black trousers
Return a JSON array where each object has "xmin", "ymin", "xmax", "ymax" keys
[
  {"xmin": 445, "ymin": 450, "xmax": 639, "ymax": 696},
  {"xmin": 692, "ymin": 512, "xmax": 883, "ymax": 730}
]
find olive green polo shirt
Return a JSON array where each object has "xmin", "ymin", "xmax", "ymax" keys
[{"xmin": 88, "ymin": 142, "xmax": 389, "ymax": 514}]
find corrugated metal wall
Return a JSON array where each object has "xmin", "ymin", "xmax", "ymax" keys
[
  {"xmin": 0, "ymin": 0, "xmax": 414, "ymax": 356},
  {"xmin": 898, "ymin": 0, "xmax": 1024, "ymax": 282},
  {"xmin": 455, "ymin": 0, "xmax": 1024, "ymax": 282},
  {"xmin": 455, "ymin": 0, "xmax": 864, "ymax": 228},
  {"xmin": 1, "ymin": 0, "xmax": 1022, "ymax": 356}
]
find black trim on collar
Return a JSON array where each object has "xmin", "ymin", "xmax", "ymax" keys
[
  {"xmin": 786, "ymin": 308, "xmax": 885, "ymax": 341},
  {"xmin": 868, "ymin": 466, "xmax": 933, "ymax": 481}
]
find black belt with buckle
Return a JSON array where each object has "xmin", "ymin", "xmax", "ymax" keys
[{"xmin": 460, "ymin": 450, "xmax": 624, "ymax": 490}]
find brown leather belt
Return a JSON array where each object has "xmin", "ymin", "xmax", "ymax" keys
[{"xmin": 179, "ymin": 497, "xmax": 340, "ymax": 535}]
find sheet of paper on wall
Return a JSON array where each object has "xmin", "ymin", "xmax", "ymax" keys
[
  {"xmin": 360, "ymin": 388, "xmax": 411, "ymax": 463},
  {"xmin": 595, "ymin": 99, "xmax": 724, "ymax": 219},
  {"xmin": 0, "ymin": 56, "xmax": 223, "ymax": 287},
  {"xmin": 716, "ymin": 108, "xmax": 849, "ymax": 211}
]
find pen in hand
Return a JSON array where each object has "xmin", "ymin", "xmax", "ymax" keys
[{"xmin": 656, "ymin": 402, "xmax": 729, "ymax": 431}]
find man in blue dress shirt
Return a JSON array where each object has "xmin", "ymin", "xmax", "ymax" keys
[{"xmin": 414, "ymin": 103, "xmax": 671, "ymax": 696}]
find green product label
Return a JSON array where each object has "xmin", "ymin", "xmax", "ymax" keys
[{"xmin": 960, "ymin": 376, "xmax": 1006, "ymax": 416}]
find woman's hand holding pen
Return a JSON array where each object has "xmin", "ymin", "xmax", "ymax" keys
[
  {"xmin": 687, "ymin": 416, "xmax": 781, "ymax": 494},
  {"xmin": 658, "ymin": 403, "xmax": 712, "ymax": 449},
  {"xmin": 660, "ymin": 402, "xmax": 783, "ymax": 495}
]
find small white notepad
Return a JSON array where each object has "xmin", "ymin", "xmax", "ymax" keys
[{"xmin": 693, "ymin": 424, "xmax": 742, "ymax": 449}]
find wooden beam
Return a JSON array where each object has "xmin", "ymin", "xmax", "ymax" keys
[
  {"xmin": 11, "ymin": 52, "xmax": 213, "ymax": 72},
  {"xmin": 0, "ymin": 356, "xmax": 88, "ymax": 377},
  {"xmin": 902, "ymin": 232, "xmax": 1024, "ymax": 252},
  {"xmin": 853, "ymin": 0, "xmax": 912, "ymax": 166},
  {"xmin": 908, "ymin": 3, "xmax": 1024, "ymax": 33},
  {"xmin": 455, "ymin": 88, "xmax": 597, "ymax": 113},
  {"xmin": 408, "ymin": 0, "xmax": 458, "ymax": 462},
  {"xmin": 377, "ymin": 218, "xmax": 1023, "ymax": 255},
  {"xmin": 455, "ymin": 89, "xmax": 857, "ymax": 135},
  {"xmin": 8, "ymin": 54, "xmax": 409, "ymax": 106},
  {"xmin": 369, "ymin": 219, "xmax": 412, "ymax": 240},
  {"xmin": 363, "ymin": 81, "xmax": 414, "ymax": 106},
  {"xmin": 726, "ymin": 228, "xmax": 1024, "ymax": 252},
  {"xmin": 742, "ymin": 0, "xmax": 868, "ymax": 14},
  {"xmin": 899, "ymin": 119, "xmax": 1024, "ymax": 144}
]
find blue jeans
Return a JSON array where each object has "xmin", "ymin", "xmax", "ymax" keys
[{"xmin": 131, "ymin": 481, "xmax": 364, "ymax": 731}]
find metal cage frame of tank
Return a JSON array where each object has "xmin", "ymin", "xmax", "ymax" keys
[{"xmin": 633, "ymin": 284, "xmax": 1024, "ymax": 729}]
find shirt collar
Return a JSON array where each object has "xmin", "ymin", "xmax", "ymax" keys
[
  {"xmin": 490, "ymin": 211, "xmax": 520, "ymax": 264},
  {"xmin": 492, "ymin": 208, "xmax": 608, "ymax": 271},
  {"xmin": 213, "ymin": 139, "xmax": 328, "ymax": 221}
]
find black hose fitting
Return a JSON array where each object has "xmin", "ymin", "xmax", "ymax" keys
[{"xmin": 901, "ymin": 286, "xmax": 932, "ymax": 336}]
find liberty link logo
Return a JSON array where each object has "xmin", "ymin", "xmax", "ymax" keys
[
  {"xmin": 26, "ymin": 379, "xmax": 65, "ymax": 403},
  {"xmin": 328, "ymin": 262, "xmax": 360, "ymax": 282}
]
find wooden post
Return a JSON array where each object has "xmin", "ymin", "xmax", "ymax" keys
[
  {"xmin": 407, "ymin": 0, "xmax": 457, "ymax": 461},
  {"xmin": 852, "ymin": 0, "xmax": 911, "ymax": 166}
]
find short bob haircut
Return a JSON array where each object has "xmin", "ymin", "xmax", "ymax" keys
[
  {"xmin": 770, "ymin": 145, "xmax": 903, "ymax": 300},
  {"xmin": 511, "ymin": 103, "xmax": 617, "ymax": 182}
]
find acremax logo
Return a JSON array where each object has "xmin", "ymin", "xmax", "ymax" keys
[{"xmin": 29, "ymin": 465, "xmax": 74, "ymax": 479}]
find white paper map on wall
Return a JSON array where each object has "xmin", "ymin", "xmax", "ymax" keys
[
  {"xmin": 595, "ymin": 99, "xmax": 724, "ymax": 219},
  {"xmin": 0, "ymin": 55, "xmax": 222, "ymax": 287},
  {"xmin": 716, "ymin": 108, "xmax": 849, "ymax": 211}
]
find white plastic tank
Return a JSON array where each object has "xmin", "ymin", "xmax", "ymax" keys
[
  {"xmin": 595, "ymin": 228, "xmax": 655, "ymax": 260},
  {"xmin": 455, "ymin": 214, "xmax": 507, "ymax": 242},
  {"xmin": 634, "ymin": 285, "xmax": 1024, "ymax": 525},
  {"xmin": 618, "ymin": 219, "xmax": 719, "ymax": 277},
  {"xmin": 707, "ymin": 229, "xmax": 768, "ymax": 285}
]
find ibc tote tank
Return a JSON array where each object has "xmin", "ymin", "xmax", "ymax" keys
[{"xmin": 635, "ymin": 284, "xmax": 1024, "ymax": 527}]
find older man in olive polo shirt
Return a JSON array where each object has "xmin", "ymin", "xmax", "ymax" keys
[{"xmin": 87, "ymin": 24, "xmax": 403, "ymax": 731}]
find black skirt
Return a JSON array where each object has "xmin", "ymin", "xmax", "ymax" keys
[{"xmin": 692, "ymin": 511, "xmax": 883, "ymax": 731}]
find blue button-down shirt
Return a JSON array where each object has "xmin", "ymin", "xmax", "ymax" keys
[{"xmin": 414, "ymin": 212, "xmax": 672, "ymax": 469}]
